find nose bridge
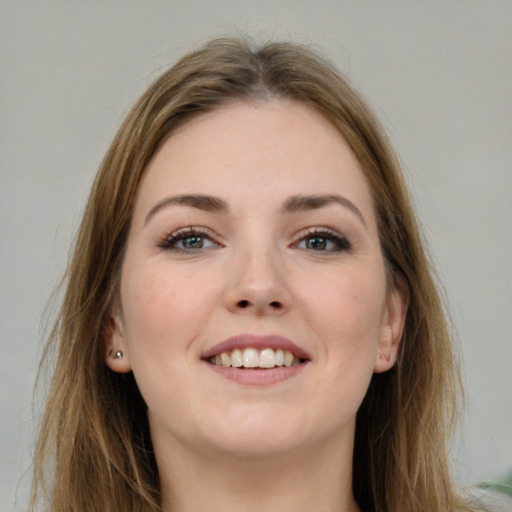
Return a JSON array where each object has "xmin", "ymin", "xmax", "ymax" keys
[{"xmin": 225, "ymin": 236, "xmax": 290, "ymax": 315}]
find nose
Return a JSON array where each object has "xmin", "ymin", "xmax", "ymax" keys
[{"xmin": 223, "ymin": 248, "xmax": 291, "ymax": 316}]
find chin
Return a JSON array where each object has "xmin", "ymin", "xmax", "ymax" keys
[
  {"xmin": 197, "ymin": 408, "xmax": 307, "ymax": 460},
  {"xmin": 207, "ymin": 432, "xmax": 301, "ymax": 461}
]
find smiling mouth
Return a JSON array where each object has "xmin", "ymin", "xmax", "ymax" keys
[{"xmin": 208, "ymin": 348, "xmax": 306, "ymax": 369}]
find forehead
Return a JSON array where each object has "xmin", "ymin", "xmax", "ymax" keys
[{"xmin": 133, "ymin": 100, "xmax": 375, "ymax": 223}]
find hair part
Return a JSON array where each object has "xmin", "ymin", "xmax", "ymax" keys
[{"xmin": 31, "ymin": 36, "xmax": 473, "ymax": 511}]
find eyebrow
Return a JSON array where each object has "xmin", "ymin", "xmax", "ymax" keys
[
  {"xmin": 144, "ymin": 194, "xmax": 229, "ymax": 225},
  {"xmin": 282, "ymin": 194, "xmax": 366, "ymax": 227},
  {"xmin": 144, "ymin": 192, "xmax": 366, "ymax": 228}
]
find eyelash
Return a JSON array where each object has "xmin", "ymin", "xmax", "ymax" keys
[
  {"xmin": 293, "ymin": 228, "xmax": 351, "ymax": 253},
  {"xmin": 157, "ymin": 227, "xmax": 219, "ymax": 252},
  {"xmin": 157, "ymin": 227, "xmax": 351, "ymax": 253}
]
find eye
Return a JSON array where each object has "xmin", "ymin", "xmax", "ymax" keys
[
  {"xmin": 158, "ymin": 227, "xmax": 219, "ymax": 252},
  {"xmin": 294, "ymin": 229, "xmax": 351, "ymax": 253}
]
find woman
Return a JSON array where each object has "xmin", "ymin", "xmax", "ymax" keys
[{"xmin": 31, "ymin": 37, "xmax": 475, "ymax": 511}]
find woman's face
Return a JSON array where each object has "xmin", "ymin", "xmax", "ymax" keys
[{"xmin": 107, "ymin": 100, "xmax": 406, "ymax": 460}]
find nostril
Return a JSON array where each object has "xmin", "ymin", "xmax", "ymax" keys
[{"xmin": 234, "ymin": 299, "xmax": 283, "ymax": 311}]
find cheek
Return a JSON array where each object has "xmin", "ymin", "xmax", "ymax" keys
[
  {"xmin": 118, "ymin": 263, "xmax": 221, "ymax": 419},
  {"xmin": 298, "ymin": 265, "xmax": 387, "ymax": 388},
  {"xmin": 304, "ymin": 269, "xmax": 385, "ymax": 339},
  {"xmin": 286, "ymin": 269, "xmax": 386, "ymax": 436},
  {"xmin": 120, "ymin": 262, "xmax": 220, "ymax": 358}
]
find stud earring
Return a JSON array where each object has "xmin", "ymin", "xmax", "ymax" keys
[{"xmin": 114, "ymin": 350, "xmax": 123, "ymax": 359}]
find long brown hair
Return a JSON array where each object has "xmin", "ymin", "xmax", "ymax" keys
[{"xmin": 31, "ymin": 37, "xmax": 473, "ymax": 511}]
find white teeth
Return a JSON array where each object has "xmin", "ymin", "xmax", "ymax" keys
[
  {"xmin": 210, "ymin": 348, "xmax": 303, "ymax": 369},
  {"xmin": 243, "ymin": 348, "xmax": 259, "ymax": 368},
  {"xmin": 259, "ymin": 348, "xmax": 275, "ymax": 368},
  {"xmin": 221, "ymin": 352, "xmax": 230, "ymax": 367},
  {"xmin": 231, "ymin": 348, "xmax": 243, "ymax": 367}
]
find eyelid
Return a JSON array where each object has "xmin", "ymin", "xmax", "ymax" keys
[
  {"xmin": 291, "ymin": 227, "xmax": 351, "ymax": 252},
  {"xmin": 157, "ymin": 226, "xmax": 223, "ymax": 251},
  {"xmin": 156, "ymin": 225, "xmax": 350, "ymax": 253}
]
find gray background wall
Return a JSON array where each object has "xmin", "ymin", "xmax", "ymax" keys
[{"xmin": 1, "ymin": 1, "xmax": 511, "ymax": 509}]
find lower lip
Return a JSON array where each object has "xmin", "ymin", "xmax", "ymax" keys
[{"xmin": 205, "ymin": 362, "xmax": 308, "ymax": 386}]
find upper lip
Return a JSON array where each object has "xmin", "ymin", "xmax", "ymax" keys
[{"xmin": 202, "ymin": 334, "xmax": 311, "ymax": 361}]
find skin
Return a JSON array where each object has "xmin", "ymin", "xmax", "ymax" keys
[{"xmin": 106, "ymin": 100, "xmax": 407, "ymax": 512}]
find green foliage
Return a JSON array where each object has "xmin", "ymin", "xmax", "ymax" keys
[{"xmin": 479, "ymin": 470, "xmax": 512, "ymax": 497}]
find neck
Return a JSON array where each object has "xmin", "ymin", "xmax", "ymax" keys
[{"xmin": 154, "ymin": 432, "xmax": 361, "ymax": 512}]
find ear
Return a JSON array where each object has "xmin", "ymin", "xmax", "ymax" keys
[
  {"xmin": 104, "ymin": 308, "xmax": 132, "ymax": 374},
  {"xmin": 374, "ymin": 275, "xmax": 409, "ymax": 373}
]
